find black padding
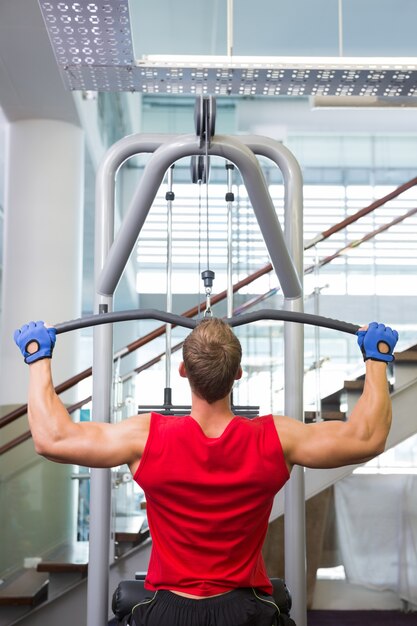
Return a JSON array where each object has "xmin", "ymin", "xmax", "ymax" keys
[
  {"xmin": 111, "ymin": 578, "xmax": 293, "ymax": 621},
  {"xmin": 112, "ymin": 580, "xmax": 152, "ymax": 620},
  {"xmin": 272, "ymin": 577, "xmax": 292, "ymax": 613}
]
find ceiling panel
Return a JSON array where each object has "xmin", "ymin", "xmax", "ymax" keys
[
  {"xmin": 343, "ymin": 0, "xmax": 417, "ymax": 56},
  {"xmin": 234, "ymin": 0, "xmax": 339, "ymax": 56},
  {"xmin": 129, "ymin": 0, "xmax": 227, "ymax": 57}
]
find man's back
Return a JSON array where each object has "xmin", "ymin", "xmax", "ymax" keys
[{"xmin": 135, "ymin": 412, "xmax": 290, "ymax": 597}]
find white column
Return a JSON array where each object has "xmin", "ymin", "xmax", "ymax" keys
[{"xmin": 0, "ymin": 119, "xmax": 84, "ymax": 404}]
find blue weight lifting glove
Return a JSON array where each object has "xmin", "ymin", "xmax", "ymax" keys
[
  {"xmin": 14, "ymin": 321, "xmax": 57, "ymax": 364},
  {"xmin": 356, "ymin": 321, "xmax": 399, "ymax": 363}
]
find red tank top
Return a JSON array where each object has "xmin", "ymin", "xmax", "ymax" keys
[{"xmin": 134, "ymin": 413, "xmax": 289, "ymax": 596}]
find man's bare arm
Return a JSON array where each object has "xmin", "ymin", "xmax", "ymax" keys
[
  {"xmin": 277, "ymin": 322, "xmax": 398, "ymax": 471},
  {"xmin": 27, "ymin": 358, "xmax": 149, "ymax": 471},
  {"xmin": 277, "ymin": 359, "xmax": 391, "ymax": 470},
  {"xmin": 14, "ymin": 321, "xmax": 150, "ymax": 471}
]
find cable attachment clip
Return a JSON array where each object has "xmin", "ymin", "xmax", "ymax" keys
[{"xmin": 201, "ymin": 270, "xmax": 215, "ymax": 317}]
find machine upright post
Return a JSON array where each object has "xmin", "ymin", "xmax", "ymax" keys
[{"xmin": 283, "ymin": 154, "xmax": 306, "ymax": 626}]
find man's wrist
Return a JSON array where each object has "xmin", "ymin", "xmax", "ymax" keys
[
  {"xmin": 365, "ymin": 359, "xmax": 389, "ymax": 375},
  {"xmin": 28, "ymin": 358, "xmax": 53, "ymax": 374}
]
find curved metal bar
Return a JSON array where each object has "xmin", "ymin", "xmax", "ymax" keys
[
  {"xmin": 98, "ymin": 134, "xmax": 302, "ymax": 299},
  {"xmin": 227, "ymin": 309, "xmax": 359, "ymax": 335},
  {"xmin": 55, "ymin": 310, "xmax": 197, "ymax": 334},
  {"xmin": 239, "ymin": 135, "xmax": 304, "ymax": 280},
  {"xmin": 94, "ymin": 133, "xmax": 174, "ymax": 281},
  {"xmin": 54, "ymin": 308, "xmax": 359, "ymax": 336}
]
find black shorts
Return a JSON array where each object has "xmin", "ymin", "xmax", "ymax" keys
[{"xmin": 127, "ymin": 588, "xmax": 279, "ymax": 626}]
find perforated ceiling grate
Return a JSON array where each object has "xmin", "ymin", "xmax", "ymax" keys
[
  {"xmin": 39, "ymin": 1, "xmax": 133, "ymax": 67},
  {"xmin": 38, "ymin": 1, "xmax": 417, "ymax": 97}
]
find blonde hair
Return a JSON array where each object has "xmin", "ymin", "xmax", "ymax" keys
[{"xmin": 182, "ymin": 318, "xmax": 242, "ymax": 404}]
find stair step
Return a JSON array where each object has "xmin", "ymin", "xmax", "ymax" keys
[
  {"xmin": 37, "ymin": 541, "xmax": 88, "ymax": 575},
  {"xmin": 344, "ymin": 379, "xmax": 393, "ymax": 393},
  {"xmin": 322, "ymin": 376, "xmax": 393, "ymax": 411},
  {"xmin": 114, "ymin": 515, "xmax": 146, "ymax": 536},
  {"xmin": 321, "ymin": 379, "xmax": 364, "ymax": 410},
  {"xmin": 304, "ymin": 411, "xmax": 346, "ymax": 423},
  {"xmin": 394, "ymin": 350, "xmax": 417, "ymax": 363},
  {"xmin": 115, "ymin": 517, "xmax": 149, "ymax": 557},
  {"xmin": 115, "ymin": 528, "xmax": 149, "ymax": 544},
  {"xmin": 0, "ymin": 570, "xmax": 49, "ymax": 606},
  {"xmin": 320, "ymin": 391, "xmax": 342, "ymax": 411},
  {"xmin": 343, "ymin": 379, "xmax": 364, "ymax": 391}
]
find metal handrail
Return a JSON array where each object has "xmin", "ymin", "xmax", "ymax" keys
[
  {"xmin": 305, "ymin": 205, "xmax": 417, "ymax": 274},
  {"xmin": 0, "ymin": 396, "xmax": 91, "ymax": 456},
  {"xmin": 304, "ymin": 175, "xmax": 417, "ymax": 249}
]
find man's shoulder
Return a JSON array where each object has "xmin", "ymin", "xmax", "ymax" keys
[{"xmin": 125, "ymin": 411, "xmax": 152, "ymax": 433}]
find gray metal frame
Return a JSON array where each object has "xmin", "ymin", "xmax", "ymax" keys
[{"xmin": 91, "ymin": 133, "xmax": 305, "ymax": 626}]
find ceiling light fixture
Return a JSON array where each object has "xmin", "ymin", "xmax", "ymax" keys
[{"xmin": 38, "ymin": 1, "xmax": 417, "ymax": 97}]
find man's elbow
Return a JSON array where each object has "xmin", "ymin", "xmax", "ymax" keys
[
  {"xmin": 32, "ymin": 435, "xmax": 58, "ymax": 460},
  {"xmin": 33, "ymin": 438, "xmax": 49, "ymax": 458},
  {"xmin": 375, "ymin": 438, "xmax": 388, "ymax": 457},
  {"xmin": 365, "ymin": 435, "xmax": 388, "ymax": 460},
  {"xmin": 354, "ymin": 413, "xmax": 391, "ymax": 460}
]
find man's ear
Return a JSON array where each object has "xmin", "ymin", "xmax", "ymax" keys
[
  {"xmin": 235, "ymin": 366, "xmax": 243, "ymax": 381},
  {"xmin": 179, "ymin": 361, "xmax": 187, "ymax": 378}
]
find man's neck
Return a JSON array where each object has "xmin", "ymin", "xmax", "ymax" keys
[{"xmin": 189, "ymin": 395, "xmax": 235, "ymax": 438}]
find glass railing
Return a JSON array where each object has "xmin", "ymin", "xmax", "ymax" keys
[{"xmin": 0, "ymin": 440, "xmax": 75, "ymax": 580}]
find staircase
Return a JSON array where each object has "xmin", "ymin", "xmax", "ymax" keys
[
  {"xmin": 0, "ymin": 519, "xmax": 150, "ymax": 626},
  {"xmin": 0, "ymin": 571, "xmax": 48, "ymax": 624}
]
